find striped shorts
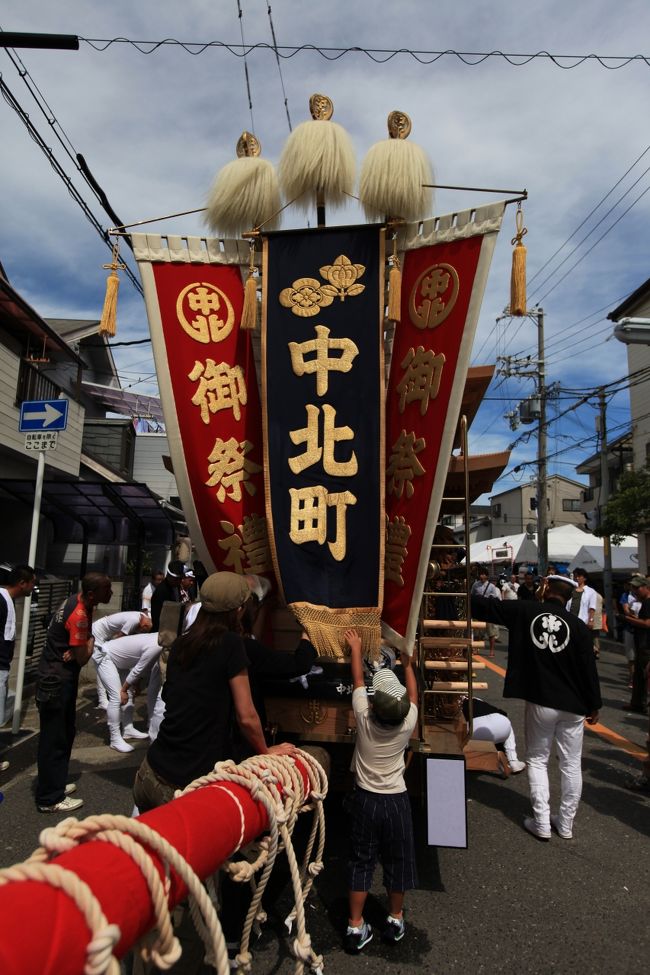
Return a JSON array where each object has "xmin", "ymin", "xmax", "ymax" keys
[{"xmin": 346, "ymin": 786, "xmax": 417, "ymax": 892}]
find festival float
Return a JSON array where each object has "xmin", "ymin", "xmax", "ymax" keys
[{"xmin": 126, "ymin": 94, "xmax": 520, "ymax": 761}]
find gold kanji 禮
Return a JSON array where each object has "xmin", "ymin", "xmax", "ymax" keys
[{"xmin": 385, "ymin": 515, "xmax": 412, "ymax": 586}]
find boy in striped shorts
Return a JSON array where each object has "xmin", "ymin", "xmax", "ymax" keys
[{"xmin": 344, "ymin": 628, "xmax": 419, "ymax": 952}]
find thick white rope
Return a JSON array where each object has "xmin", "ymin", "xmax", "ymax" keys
[{"xmin": 0, "ymin": 751, "xmax": 327, "ymax": 975}]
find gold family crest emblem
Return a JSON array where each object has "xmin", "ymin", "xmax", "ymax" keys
[
  {"xmin": 409, "ymin": 263, "xmax": 459, "ymax": 330},
  {"xmin": 279, "ymin": 255, "xmax": 366, "ymax": 317}
]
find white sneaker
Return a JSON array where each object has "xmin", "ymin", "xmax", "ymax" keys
[
  {"xmin": 0, "ymin": 760, "xmax": 9, "ymax": 773},
  {"xmin": 523, "ymin": 816, "xmax": 551, "ymax": 840},
  {"xmin": 38, "ymin": 795, "xmax": 84, "ymax": 814},
  {"xmin": 65, "ymin": 783, "xmax": 77, "ymax": 796},
  {"xmin": 550, "ymin": 814, "xmax": 573, "ymax": 839},
  {"xmin": 508, "ymin": 759, "xmax": 526, "ymax": 774},
  {"xmin": 110, "ymin": 738, "xmax": 134, "ymax": 753},
  {"xmin": 123, "ymin": 725, "xmax": 149, "ymax": 740}
]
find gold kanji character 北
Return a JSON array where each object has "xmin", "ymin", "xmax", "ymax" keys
[
  {"xmin": 288, "ymin": 404, "xmax": 358, "ymax": 476},
  {"xmin": 385, "ymin": 515, "xmax": 412, "ymax": 586},
  {"xmin": 205, "ymin": 437, "xmax": 261, "ymax": 502},
  {"xmin": 289, "ymin": 485, "xmax": 357, "ymax": 562},
  {"xmin": 387, "ymin": 430, "xmax": 426, "ymax": 498},
  {"xmin": 189, "ymin": 359, "xmax": 247, "ymax": 424},
  {"xmin": 396, "ymin": 346, "xmax": 446, "ymax": 416},
  {"xmin": 288, "ymin": 325, "xmax": 359, "ymax": 397}
]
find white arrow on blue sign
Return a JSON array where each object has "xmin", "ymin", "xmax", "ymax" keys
[{"xmin": 19, "ymin": 399, "xmax": 69, "ymax": 432}]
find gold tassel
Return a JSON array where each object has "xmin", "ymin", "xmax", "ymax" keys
[
  {"xmin": 240, "ymin": 240, "xmax": 258, "ymax": 330},
  {"xmin": 99, "ymin": 242, "xmax": 126, "ymax": 337},
  {"xmin": 510, "ymin": 204, "xmax": 528, "ymax": 316},
  {"xmin": 387, "ymin": 233, "xmax": 402, "ymax": 322}
]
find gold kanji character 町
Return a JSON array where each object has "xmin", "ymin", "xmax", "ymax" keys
[
  {"xmin": 385, "ymin": 515, "xmax": 412, "ymax": 586},
  {"xmin": 189, "ymin": 359, "xmax": 247, "ymax": 424},
  {"xmin": 205, "ymin": 437, "xmax": 261, "ymax": 502},
  {"xmin": 396, "ymin": 346, "xmax": 446, "ymax": 416},
  {"xmin": 288, "ymin": 325, "xmax": 359, "ymax": 396},
  {"xmin": 176, "ymin": 282, "xmax": 235, "ymax": 343},
  {"xmin": 289, "ymin": 486, "xmax": 356, "ymax": 562},
  {"xmin": 288, "ymin": 404, "xmax": 357, "ymax": 476},
  {"xmin": 387, "ymin": 430, "xmax": 426, "ymax": 498}
]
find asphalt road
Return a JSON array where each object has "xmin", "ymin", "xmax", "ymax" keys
[{"xmin": 1, "ymin": 636, "xmax": 648, "ymax": 975}]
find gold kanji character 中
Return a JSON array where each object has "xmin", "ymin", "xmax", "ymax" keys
[
  {"xmin": 288, "ymin": 404, "xmax": 357, "ymax": 476},
  {"xmin": 289, "ymin": 485, "xmax": 357, "ymax": 562},
  {"xmin": 189, "ymin": 359, "xmax": 247, "ymax": 424},
  {"xmin": 288, "ymin": 325, "xmax": 359, "ymax": 396},
  {"xmin": 396, "ymin": 346, "xmax": 446, "ymax": 416},
  {"xmin": 387, "ymin": 430, "xmax": 426, "ymax": 499},
  {"xmin": 205, "ymin": 437, "xmax": 261, "ymax": 502},
  {"xmin": 385, "ymin": 515, "xmax": 412, "ymax": 586}
]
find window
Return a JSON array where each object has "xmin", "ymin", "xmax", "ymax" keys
[
  {"xmin": 15, "ymin": 360, "xmax": 63, "ymax": 406},
  {"xmin": 562, "ymin": 498, "xmax": 581, "ymax": 512},
  {"xmin": 492, "ymin": 503, "xmax": 501, "ymax": 517},
  {"xmin": 503, "ymin": 513, "xmax": 508, "ymax": 523}
]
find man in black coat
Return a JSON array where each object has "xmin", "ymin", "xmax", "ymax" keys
[
  {"xmin": 472, "ymin": 575, "xmax": 601, "ymax": 841},
  {"xmin": 150, "ymin": 560, "xmax": 185, "ymax": 631}
]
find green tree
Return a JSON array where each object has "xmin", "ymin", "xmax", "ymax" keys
[{"xmin": 596, "ymin": 466, "xmax": 650, "ymax": 544}]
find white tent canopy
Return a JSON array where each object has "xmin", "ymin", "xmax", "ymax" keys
[
  {"xmin": 568, "ymin": 543, "xmax": 639, "ymax": 575},
  {"xmin": 469, "ymin": 524, "xmax": 638, "ymax": 569}
]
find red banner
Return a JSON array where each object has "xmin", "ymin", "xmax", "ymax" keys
[
  {"xmin": 382, "ymin": 234, "xmax": 489, "ymax": 650},
  {"xmin": 145, "ymin": 261, "xmax": 270, "ymax": 576}
]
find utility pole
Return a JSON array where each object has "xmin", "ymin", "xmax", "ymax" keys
[
  {"xmin": 536, "ymin": 307, "xmax": 548, "ymax": 576},
  {"xmin": 598, "ymin": 390, "xmax": 615, "ymax": 638}
]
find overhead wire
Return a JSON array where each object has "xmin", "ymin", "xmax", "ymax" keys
[
  {"xmin": 265, "ymin": 2, "xmax": 292, "ymax": 132},
  {"xmin": 80, "ymin": 38, "xmax": 650, "ymax": 69},
  {"xmin": 0, "ymin": 69, "xmax": 143, "ymax": 295},
  {"xmin": 235, "ymin": 0, "xmax": 256, "ymax": 134}
]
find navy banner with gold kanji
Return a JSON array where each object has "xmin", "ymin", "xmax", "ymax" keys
[{"xmin": 262, "ymin": 225, "xmax": 385, "ymax": 658}]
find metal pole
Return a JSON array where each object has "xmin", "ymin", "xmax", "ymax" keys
[
  {"xmin": 536, "ymin": 307, "xmax": 548, "ymax": 575},
  {"xmin": 598, "ymin": 390, "xmax": 616, "ymax": 639},
  {"xmin": 11, "ymin": 449, "xmax": 45, "ymax": 734}
]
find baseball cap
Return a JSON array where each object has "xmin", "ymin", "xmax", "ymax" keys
[
  {"xmin": 629, "ymin": 574, "xmax": 650, "ymax": 588},
  {"xmin": 199, "ymin": 572, "xmax": 251, "ymax": 613},
  {"xmin": 372, "ymin": 669, "xmax": 410, "ymax": 724},
  {"xmin": 166, "ymin": 560, "xmax": 186, "ymax": 578}
]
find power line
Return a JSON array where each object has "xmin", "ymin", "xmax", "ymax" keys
[
  {"xmin": 527, "ymin": 145, "xmax": 650, "ymax": 289},
  {"xmin": 0, "ymin": 71, "xmax": 143, "ymax": 295},
  {"xmin": 80, "ymin": 38, "xmax": 650, "ymax": 69},
  {"xmin": 265, "ymin": 2, "xmax": 292, "ymax": 133},
  {"xmin": 234, "ymin": 0, "xmax": 256, "ymax": 135}
]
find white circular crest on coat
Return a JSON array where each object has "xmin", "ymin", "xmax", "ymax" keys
[{"xmin": 530, "ymin": 613, "xmax": 570, "ymax": 653}]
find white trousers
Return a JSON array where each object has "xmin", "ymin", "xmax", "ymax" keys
[
  {"xmin": 525, "ymin": 702, "xmax": 585, "ymax": 833},
  {"xmin": 0, "ymin": 669, "xmax": 13, "ymax": 726},
  {"xmin": 471, "ymin": 713, "xmax": 519, "ymax": 762},
  {"xmin": 146, "ymin": 662, "xmax": 165, "ymax": 741},
  {"xmin": 94, "ymin": 651, "xmax": 127, "ymax": 728}
]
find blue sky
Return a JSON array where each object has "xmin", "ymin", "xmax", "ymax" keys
[{"xmin": 1, "ymin": 1, "xmax": 649, "ymax": 503}]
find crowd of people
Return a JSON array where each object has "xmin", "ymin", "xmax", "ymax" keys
[{"xmin": 1, "ymin": 554, "xmax": 648, "ymax": 959}]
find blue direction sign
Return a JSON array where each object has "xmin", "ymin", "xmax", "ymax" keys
[{"xmin": 19, "ymin": 399, "xmax": 69, "ymax": 432}]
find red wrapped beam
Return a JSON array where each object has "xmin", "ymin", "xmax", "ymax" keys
[{"xmin": 0, "ymin": 762, "xmax": 310, "ymax": 975}]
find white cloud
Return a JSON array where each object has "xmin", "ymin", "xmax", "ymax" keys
[{"xmin": 1, "ymin": 0, "xmax": 648, "ymax": 487}]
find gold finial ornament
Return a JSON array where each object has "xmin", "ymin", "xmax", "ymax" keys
[
  {"xmin": 236, "ymin": 131, "xmax": 262, "ymax": 158},
  {"xmin": 278, "ymin": 93, "xmax": 355, "ymax": 217},
  {"xmin": 205, "ymin": 131, "xmax": 280, "ymax": 236},
  {"xmin": 309, "ymin": 93, "xmax": 334, "ymax": 121},
  {"xmin": 358, "ymin": 110, "xmax": 433, "ymax": 222},
  {"xmin": 387, "ymin": 111, "xmax": 412, "ymax": 140}
]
